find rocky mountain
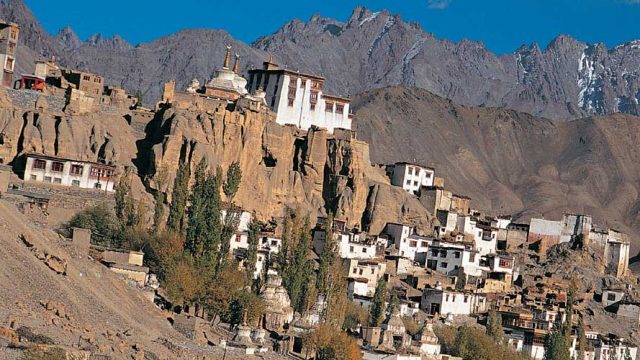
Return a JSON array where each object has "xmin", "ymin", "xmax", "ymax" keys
[
  {"xmin": 353, "ymin": 86, "xmax": 640, "ymax": 254},
  {"xmin": 2, "ymin": 1, "xmax": 640, "ymax": 119}
]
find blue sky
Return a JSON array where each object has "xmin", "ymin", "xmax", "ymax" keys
[{"xmin": 24, "ymin": 0, "xmax": 640, "ymax": 54}]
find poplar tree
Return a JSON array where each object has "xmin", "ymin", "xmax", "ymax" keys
[
  {"xmin": 223, "ymin": 161, "xmax": 242, "ymax": 201},
  {"xmin": 245, "ymin": 217, "xmax": 260, "ymax": 282},
  {"xmin": 544, "ymin": 321, "xmax": 571, "ymax": 360},
  {"xmin": 369, "ymin": 278, "xmax": 387, "ymax": 327},
  {"xmin": 153, "ymin": 165, "xmax": 168, "ymax": 232},
  {"xmin": 167, "ymin": 160, "xmax": 190, "ymax": 234},
  {"xmin": 316, "ymin": 214, "xmax": 336, "ymax": 296},
  {"xmin": 486, "ymin": 308, "xmax": 503, "ymax": 343},
  {"xmin": 576, "ymin": 318, "xmax": 586, "ymax": 360},
  {"xmin": 283, "ymin": 215, "xmax": 313, "ymax": 313},
  {"xmin": 185, "ymin": 159, "xmax": 208, "ymax": 258}
]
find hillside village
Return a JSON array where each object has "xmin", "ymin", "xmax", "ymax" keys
[{"xmin": 0, "ymin": 20, "xmax": 640, "ymax": 360}]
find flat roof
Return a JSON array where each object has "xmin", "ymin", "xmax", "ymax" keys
[
  {"xmin": 248, "ymin": 67, "xmax": 325, "ymax": 81},
  {"xmin": 25, "ymin": 152, "xmax": 117, "ymax": 169},
  {"xmin": 321, "ymin": 93, "xmax": 351, "ymax": 102}
]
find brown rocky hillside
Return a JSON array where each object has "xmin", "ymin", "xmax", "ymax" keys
[{"xmin": 354, "ymin": 86, "xmax": 640, "ymax": 255}]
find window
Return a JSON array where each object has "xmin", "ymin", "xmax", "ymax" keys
[
  {"xmin": 370, "ymin": 269, "xmax": 375, "ymax": 274},
  {"xmin": 90, "ymin": 166, "xmax": 114, "ymax": 178},
  {"xmin": 454, "ymin": 251, "xmax": 461, "ymax": 259},
  {"xmin": 607, "ymin": 293, "xmax": 616, "ymax": 301},
  {"xmin": 310, "ymin": 91, "xmax": 318, "ymax": 104},
  {"xmin": 5, "ymin": 57, "xmax": 13, "ymax": 70},
  {"xmin": 30, "ymin": 175, "xmax": 37, "ymax": 181},
  {"xmin": 409, "ymin": 240, "xmax": 417, "ymax": 248},
  {"xmin": 33, "ymin": 159, "xmax": 46, "ymax": 170},
  {"xmin": 51, "ymin": 162, "xmax": 64, "ymax": 172},
  {"xmin": 271, "ymin": 240, "xmax": 278, "ymax": 246},
  {"xmin": 53, "ymin": 178, "xmax": 62, "ymax": 184},
  {"xmin": 421, "ymin": 241, "xmax": 429, "ymax": 248},
  {"xmin": 336, "ymin": 104, "xmax": 344, "ymax": 113},
  {"xmin": 44, "ymin": 176, "xmax": 52, "ymax": 182},
  {"xmin": 464, "ymin": 295, "xmax": 469, "ymax": 303},
  {"xmin": 94, "ymin": 77, "xmax": 101, "ymax": 83},
  {"xmin": 440, "ymin": 250, "xmax": 448, "ymax": 258},
  {"xmin": 71, "ymin": 164, "xmax": 83, "ymax": 175},
  {"xmin": 288, "ymin": 98, "xmax": 294, "ymax": 107},
  {"xmin": 350, "ymin": 246, "xmax": 354, "ymax": 253},
  {"xmin": 8, "ymin": 42, "xmax": 15, "ymax": 54},
  {"xmin": 359, "ymin": 269, "xmax": 363, "ymax": 275},
  {"xmin": 352, "ymin": 268, "xmax": 357, "ymax": 274},
  {"xmin": 362, "ymin": 248, "xmax": 367, "ymax": 253},
  {"xmin": 258, "ymin": 256, "xmax": 262, "ymax": 261},
  {"xmin": 10, "ymin": 28, "xmax": 17, "ymax": 40},
  {"xmin": 445, "ymin": 294, "xmax": 449, "ymax": 302},
  {"xmin": 441, "ymin": 262, "xmax": 448, "ymax": 268},
  {"xmin": 72, "ymin": 180, "xmax": 80, "ymax": 187},
  {"xmin": 310, "ymin": 104, "xmax": 316, "ymax": 111},
  {"xmin": 83, "ymin": 75, "xmax": 91, "ymax": 81},
  {"xmin": 431, "ymin": 249, "xmax": 439, "ymax": 257},
  {"xmin": 94, "ymin": 183, "xmax": 102, "ymax": 189}
]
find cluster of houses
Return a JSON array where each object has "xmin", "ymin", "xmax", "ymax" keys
[
  {"xmin": 3, "ymin": 27, "xmax": 639, "ymax": 359},
  {"xmin": 210, "ymin": 159, "xmax": 637, "ymax": 359}
]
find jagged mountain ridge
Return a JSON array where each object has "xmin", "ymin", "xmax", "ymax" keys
[{"xmin": 2, "ymin": 1, "xmax": 640, "ymax": 119}]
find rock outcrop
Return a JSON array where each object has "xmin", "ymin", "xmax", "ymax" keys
[{"xmin": 144, "ymin": 103, "xmax": 430, "ymax": 233}]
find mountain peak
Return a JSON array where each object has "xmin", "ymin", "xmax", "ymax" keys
[
  {"xmin": 545, "ymin": 34, "xmax": 584, "ymax": 52},
  {"xmin": 55, "ymin": 26, "xmax": 82, "ymax": 50}
]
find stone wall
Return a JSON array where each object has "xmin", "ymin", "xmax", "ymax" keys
[{"xmin": 6, "ymin": 88, "xmax": 66, "ymax": 112}]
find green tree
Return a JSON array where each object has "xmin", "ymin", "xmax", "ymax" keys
[
  {"xmin": 68, "ymin": 203, "xmax": 119, "ymax": 246},
  {"xmin": 167, "ymin": 160, "xmax": 190, "ymax": 234},
  {"xmin": 228, "ymin": 290, "xmax": 265, "ymax": 327},
  {"xmin": 245, "ymin": 217, "xmax": 260, "ymax": 282},
  {"xmin": 576, "ymin": 318, "xmax": 586, "ymax": 360},
  {"xmin": 544, "ymin": 322, "xmax": 571, "ymax": 360},
  {"xmin": 369, "ymin": 278, "xmax": 387, "ymax": 327},
  {"xmin": 223, "ymin": 160, "xmax": 242, "ymax": 201},
  {"xmin": 282, "ymin": 214, "xmax": 314, "ymax": 313},
  {"xmin": 185, "ymin": 159, "xmax": 209, "ymax": 258},
  {"xmin": 486, "ymin": 308, "xmax": 503, "ymax": 344},
  {"xmin": 316, "ymin": 214, "xmax": 336, "ymax": 296},
  {"xmin": 388, "ymin": 293, "xmax": 400, "ymax": 314},
  {"xmin": 564, "ymin": 280, "xmax": 577, "ymax": 339},
  {"xmin": 153, "ymin": 165, "xmax": 168, "ymax": 232}
]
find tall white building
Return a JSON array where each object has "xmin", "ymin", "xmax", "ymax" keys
[
  {"xmin": 247, "ymin": 59, "xmax": 352, "ymax": 133},
  {"xmin": 388, "ymin": 162, "xmax": 435, "ymax": 194}
]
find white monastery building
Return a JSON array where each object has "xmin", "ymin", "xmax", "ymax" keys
[
  {"xmin": 247, "ymin": 59, "xmax": 352, "ymax": 133},
  {"xmin": 23, "ymin": 153, "xmax": 117, "ymax": 192}
]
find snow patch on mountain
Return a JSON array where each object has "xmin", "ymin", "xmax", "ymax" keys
[
  {"xmin": 577, "ymin": 49, "xmax": 598, "ymax": 112},
  {"xmin": 368, "ymin": 16, "xmax": 395, "ymax": 57},
  {"xmin": 359, "ymin": 12, "xmax": 380, "ymax": 26},
  {"xmin": 403, "ymin": 38, "xmax": 427, "ymax": 65}
]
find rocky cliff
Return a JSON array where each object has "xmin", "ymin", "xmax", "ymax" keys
[
  {"xmin": 141, "ymin": 103, "xmax": 433, "ymax": 234},
  {"xmin": 0, "ymin": 85, "xmax": 432, "ymax": 234},
  {"xmin": 3, "ymin": 2, "xmax": 640, "ymax": 120}
]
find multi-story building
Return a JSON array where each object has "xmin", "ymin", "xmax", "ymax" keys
[
  {"xmin": 383, "ymin": 222, "xmax": 432, "ymax": 261},
  {"xmin": 60, "ymin": 69, "xmax": 104, "ymax": 98},
  {"xmin": 421, "ymin": 283, "xmax": 487, "ymax": 317},
  {"xmin": 247, "ymin": 59, "xmax": 352, "ymax": 133},
  {"xmin": 387, "ymin": 162, "xmax": 435, "ymax": 194},
  {"xmin": 0, "ymin": 21, "xmax": 18, "ymax": 88},
  {"xmin": 23, "ymin": 153, "xmax": 117, "ymax": 192}
]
